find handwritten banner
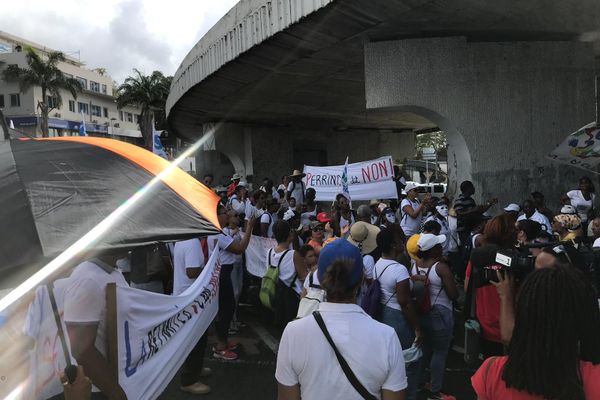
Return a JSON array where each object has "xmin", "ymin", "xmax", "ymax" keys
[
  {"xmin": 116, "ymin": 250, "xmax": 220, "ymax": 399},
  {"xmin": 245, "ymin": 235, "xmax": 277, "ymax": 278},
  {"xmin": 548, "ymin": 122, "xmax": 600, "ymax": 174},
  {"xmin": 303, "ymin": 156, "xmax": 398, "ymax": 201}
]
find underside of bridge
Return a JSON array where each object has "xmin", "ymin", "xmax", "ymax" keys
[{"xmin": 167, "ymin": 0, "xmax": 600, "ymax": 139}]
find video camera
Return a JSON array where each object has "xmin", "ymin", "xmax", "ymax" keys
[{"xmin": 477, "ymin": 247, "xmax": 535, "ymax": 285}]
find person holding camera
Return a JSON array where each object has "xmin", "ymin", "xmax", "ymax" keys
[{"xmin": 472, "ymin": 267, "xmax": 600, "ymax": 400}]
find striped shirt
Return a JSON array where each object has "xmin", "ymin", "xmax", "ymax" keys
[{"xmin": 453, "ymin": 194, "xmax": 476, "ymax": 232}]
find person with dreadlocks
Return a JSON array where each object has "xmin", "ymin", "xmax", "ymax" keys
[{"xmin": 472, "ymin": 267, "xmax": 600, "ymax": 400}]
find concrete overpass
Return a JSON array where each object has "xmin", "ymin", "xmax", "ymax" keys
[{"xmin": 166, "ymin": 0, "xmax": 600, "ymax": 204}]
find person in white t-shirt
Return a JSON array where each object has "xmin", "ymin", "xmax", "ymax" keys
[
  {"xmin": 244, "ymin": 190, "xmax": 266, "ymax": 230},
  {"xmin": 400, "ymin": 183, "xmax": 431, "ymax": 237},
  {"xmin": 172, "ymin": 238, "xmax": 212, "ymax": 394},
  {"xmin": 374, "ymin": 227, "xmax": 421, "ymax": 400},
  {"xmin": 63, "ymin": 252, "xmax": 129, "ymax": 400},
  {"xmin": 276, "ymin": 239, "xmax": 407, "ymax": 400},
  {"xmin": 567, "ymin": 176, "xmax": 596, "ymax": 228},
  {"xmin": 517, "ymin": 199, "xmax": 553, "ymax": 234},
  {"xmin": 211, "ymin": 204, "xmax": 256, "ymax": 361},
  {"xmin": 286, "ymin": 170, "xmax": 306, "ymax": 206},
  {"xmin": 260, "ymin": 198, "xmax": 279, "ymax": 238},
  {"xmin": 228, "ymin": 183, "xmax": 247, "ymax": 215}
]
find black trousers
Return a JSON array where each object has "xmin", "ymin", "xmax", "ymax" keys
[
  {"xmin": 180, "ymin": 332, "xmax": 208, "ymax": 386},
  {"xmin": 216, "ymin": 264, "xmax": 235, "ymax": 342}
]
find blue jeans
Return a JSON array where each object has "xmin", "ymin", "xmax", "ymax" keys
[
  {"xmin": 381, "ymin": 306, "xmax": 418, "ymax": 400},
  {"xmin": 418, "ymin": 304, "xmax": 454, "ymax": 392}
]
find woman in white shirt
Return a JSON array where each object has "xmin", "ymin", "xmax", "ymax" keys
[
  {"xmin": 374, "ymin": 227, "xmax": 421, "ymax": 400},
  {"xmin": 276, "ymin": 239, "xmax": 407, "ymax": 400},
  {"xmin": 567, "ymin": 176, "xmax": 596, "ymax": 231},
  {"xmin": 410, "ymin": 234, "xmax": 458, "ymax": 400},
  {"xmin": 400, "ymin": 183, "xmax": 431, "ymax": 237}
]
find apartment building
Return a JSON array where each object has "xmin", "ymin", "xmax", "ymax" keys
[{"xmin": 0, "ymin": 31, "xmax": 142, "ymax": 140}]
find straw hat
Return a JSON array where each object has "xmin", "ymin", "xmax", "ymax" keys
[
  {"xmin": 347, "ymin": 222, "xmax": 380, "ymax": 254},
  {"xmin": 289, "ymin": 169, "xmax": 306, "ymax": 178}
]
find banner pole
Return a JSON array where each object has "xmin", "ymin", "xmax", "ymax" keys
[{"xmin": 106, "ymin": 283, "xmax": 119, "ymax": 382}]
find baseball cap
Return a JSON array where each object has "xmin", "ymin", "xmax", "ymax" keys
[
  {"xmin": 403, "ymin": 182, "xmax": 419, "ymax": 194},
  {"xmin": 504, "ymin": 203, "xmax": 521, "ymax": 213},
  {"xmin": 316, "ymin": 212, "xmax": 331, "ymax": 223},
  {"xmin": 406, "ymin": 234, "xmax": 421, "ymax": 260},
  {"xmin": 317, "ymin": 239, "xmax": 363, "ymax": 287},
  {"xmin": 560, "ymin": 205, "xmax": 577, "ymax": 215},
  {"xmin": 417, "ymin": 233, "xmax": 446, "ymax": 251}
]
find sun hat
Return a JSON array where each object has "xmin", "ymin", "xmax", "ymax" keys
[
  {"xmin": 503, "ymin": 203, "xmax": 521, "ymax": 213},
  {"xmin": 289, "ymin": 169, "xmax": 306, "ymax": 178},
  {"xmin": 316, "ymin": 212, "xmax": 331, "ymax": 223},
  {"xmin": 231, "ymin": 173, "xmax": 241, "ymax": 181},
  {"xmin": 347, "ymin": 222, "xmax": 380, "ymax": 254},
  {"xmin": 417, "ymin": 233, "xmax": 446, "ymax": 251},
  {"xmin": 317, "ymin": 238, "xmax": 363, "ymax": 287}
]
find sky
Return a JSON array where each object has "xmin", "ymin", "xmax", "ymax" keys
[{"xmin": 0, "ymin": 0, "xmax": 240, "ymax": 83}]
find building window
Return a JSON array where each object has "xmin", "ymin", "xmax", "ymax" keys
[
  {"xmin": 126, "ymin": 112, "xmax": 133, "ymax": 122},
  {"xmin": 91, "ymin": 104, "xmax": 102, "ymax": 117},
  {"xmin": 76, "ymin": 77, "xmax": 87, "ymax": 89},
  {"xmin": 90, "ymin": 81, "xmax": 100, "ymax": 92},
  {"xmin": 101, "ymin": 84, "xmax": 107, "ymax": 94},
  {"xmin": 135, "ymin": 114, "xmax": 140, "ymax": 124},
  {"xmin": 0, "ymin": 94, "xmax": 4, "ymax": 108},
  {"xmin": 103, "ymin": 107, "xmax": 108, "ymax": 118},
  {"xmin": 119, "ymin": 111, "xmax": 123, "ymax": 121},
  {"xmin": 47, "ymin": 96, "xmax": 59, "ymax": 109},
  {"xmin": 78, "ymin": 102, "xmax": 89, "ymax": 114},
  {"xmin": 10, "ymin": 94, "xmax": 20, "ymax": 107},
  {"xmin": 68, "ymin": 100, "xmax": 75, "ymax": 112}
]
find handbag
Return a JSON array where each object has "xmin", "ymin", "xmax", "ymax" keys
[{"xmin": 313, "ymin": 311, "xmax": 377, "ymax": 400}]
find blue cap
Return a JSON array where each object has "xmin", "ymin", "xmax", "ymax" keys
[{"xmin": 317, "ymin": 239, "xmax": 363, "ymax": 287}]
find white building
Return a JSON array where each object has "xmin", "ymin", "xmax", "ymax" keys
[{"xmin": 0, "ymin": 31, "xmax": 142, "ymax": 140}]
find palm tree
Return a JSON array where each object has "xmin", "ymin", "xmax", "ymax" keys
[
  {"xmin": 2, "ymin": 47, "xmax": 83, "ymax": 137},
  {"xmin": 117, "ymin": 69, "xmax": 171, "ymax": 149}
]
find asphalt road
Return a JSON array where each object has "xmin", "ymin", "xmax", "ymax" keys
[{"xmin": 159, "ymin": 304, "xmax": 477, "ymax": 400}]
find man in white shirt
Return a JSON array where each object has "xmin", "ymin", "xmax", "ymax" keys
[
  {"xmin": 286, "ymin": 170, "xmax": 306, "ymax": 206},
  {"xmin": 63, "ymin": 252, "xmax": 129, "ymax": 400},
  {"xmin": 173, "ymin": 238, "xmax": 212, "ymax": 394},
  {"xmin": 518, "ymin": 199, "xmax": 553, "ymax": 234},
  {"xmin": 228, "ymin": 183, "xmax": 247, "ymax": 215},
  {"xmin": 276, "ymin": 239, "xmax": 407, "ymax": 400}
]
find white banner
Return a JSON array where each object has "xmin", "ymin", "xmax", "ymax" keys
[
  {"xmin": 117, "ymin": 250, "xmax": 220, "ymax": 399},
  {"xmin": 303, "ymin": 156, "xmax": 398, "ymax": 201},
  {"xmin": 548, "ymin": 122, "xmax": 600, "ymax": 173},
  {"xmin": 245, "ymin": 235, "xmax": 276, "ymax": 277},
  {"xmin": 23, "ymin": 279, "xmax": 74, "ymax": 400}
]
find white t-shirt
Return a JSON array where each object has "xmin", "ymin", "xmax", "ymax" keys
[
  {"xmin": 63, "ymin": 260, "xmax": 128, "ymax": 359},
  {"xmin": 261, "ymin": 212, "xmax": 275, "ymax": 238},
  {"xmin": 373, "ymin": 258, "xmax": 410, "ymax": 311},
  {"xmin": 208, "ymin": 233, "xmax": 235, "ymax": 265},
  {"xmin": 400, "ymin": 198, "xmax": 422, "ymax": 236},
  {"xmin": 172, "ymin": 239, "xmax": 204, "ymax": 296},
  {"xmin": 244, "ymin": 199, "xmax": 264, "ymax": 221},
  {"xmin": 229, "ymin": 194, "xmax": 246, "ymax": 215},
  {"xmin": 287, "ymin": 180, "xmax": 305, "ymax": 205},
  {"xmin": 517, "ymin": 210, "xmax": 553, "ymax": 234},
  {"xmin": 276, "ymin": 302, "xmax": 407, "ymax": 400},
  {"xmin": 339, "ymin": 214, "xmax": 355, "ymax": 232},
  {"xmin": 363, "ymin": 255, "xmax": 375, "ymax": 280},
  {"xmin": 567, "ymin": 190, "xmax": 595, "ymax": 223},
  {"xmin": 269, "ymin": 248, "xmax": 302, "ymax": 294},
  {"xmin": 303, "ymin": 270, "xmax": 321, "ymax": 290},
  {"xmin": 223, "ymin": 227, "xmax": 243, "ymax": 262}
]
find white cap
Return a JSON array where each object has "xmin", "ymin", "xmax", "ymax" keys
[
  {"xmin": 560, "ymin": 205, "xmax": 577, "ymax": 215},
  {"xmin": 403, "ymin": 182, "xmax": 419, "ymax": 194},
  {"xmin": 417, "ymin": 233, "xmax": 446, "ymax": 251},
  {"xmin": 237, "ymin": 181, "xmax": 248, "ymax": 188},
  {"xmin": 503, "ymin": 203, "xmax": 521, "ymax": 213}
]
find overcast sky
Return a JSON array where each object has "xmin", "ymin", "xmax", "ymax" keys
[{"xmin": 0, "ymin": 0, "xmax": 240, "ymax": 83}]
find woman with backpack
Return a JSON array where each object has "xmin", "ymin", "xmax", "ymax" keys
[
  {"xmin": 411, "ymin": 234, "xmax": 459, "ymax": 400},
  {"xmin": 374, "ymin": 227, "xmax": 421, "ymax": 400}
]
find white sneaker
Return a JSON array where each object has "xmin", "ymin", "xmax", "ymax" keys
[{"xmin": 181, "ymin": 381, "xmax": 211, "ymax": 395}]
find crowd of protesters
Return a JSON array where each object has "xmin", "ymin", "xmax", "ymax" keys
[{"xmin": 56, "ymin": 168, "xmax": 600, "ymax": 400}]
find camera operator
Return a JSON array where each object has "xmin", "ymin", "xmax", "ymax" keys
[{"xmin": 466, "ymin": 214, "xmax": 516, "ymax": 357}]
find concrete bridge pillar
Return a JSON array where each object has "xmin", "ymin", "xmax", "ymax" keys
[{"xmin": 365, "ymin": 37, "xmax": 596, "ymax": 208}]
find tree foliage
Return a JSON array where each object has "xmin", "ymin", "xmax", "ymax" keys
[
  {"xmin": 116, "ymin": 69, "xmax": 171, "ymax": 149},
  {"xmin": 2, "ymin": 47, "xmax": 83, "ymax": 137},
  {"xmin": 415, "ymin": 131, "xmax": 447, "ymax": 159}
]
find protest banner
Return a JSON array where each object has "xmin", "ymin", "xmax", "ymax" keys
[
  {"xmin": 548, "ymin": 122, "xmax": 600, "ymax": 174},
  {"xmin": 115, "ymin": 250, "xmax": 220, "ymax": 399},
  {"xmin": 245, "ymin": 235, "xmax": 277, "ymax": 277},
  {"xmin": 303, "ymin": 156, "xmax": 398, "ymax": 201}
]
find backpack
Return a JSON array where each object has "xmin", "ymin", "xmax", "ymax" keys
[
  {"xmin": 296, "ymin": 271, "xmax": 326, "ymax": 318},
  {"xmin": 412, "ymin": 262, "xmax": 443, "ymax": 315},
  {"xmin": 259, "ymin": 249, "xmax": 290, "ymax": 310},
  {"xmin": 360, "ymin": 262, "xmax": 397, "ymax": 320}
]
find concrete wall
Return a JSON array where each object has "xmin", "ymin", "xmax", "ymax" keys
[{"xmin": 365, "ymin": 37, "xmax": 596, "ymax": 209}]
